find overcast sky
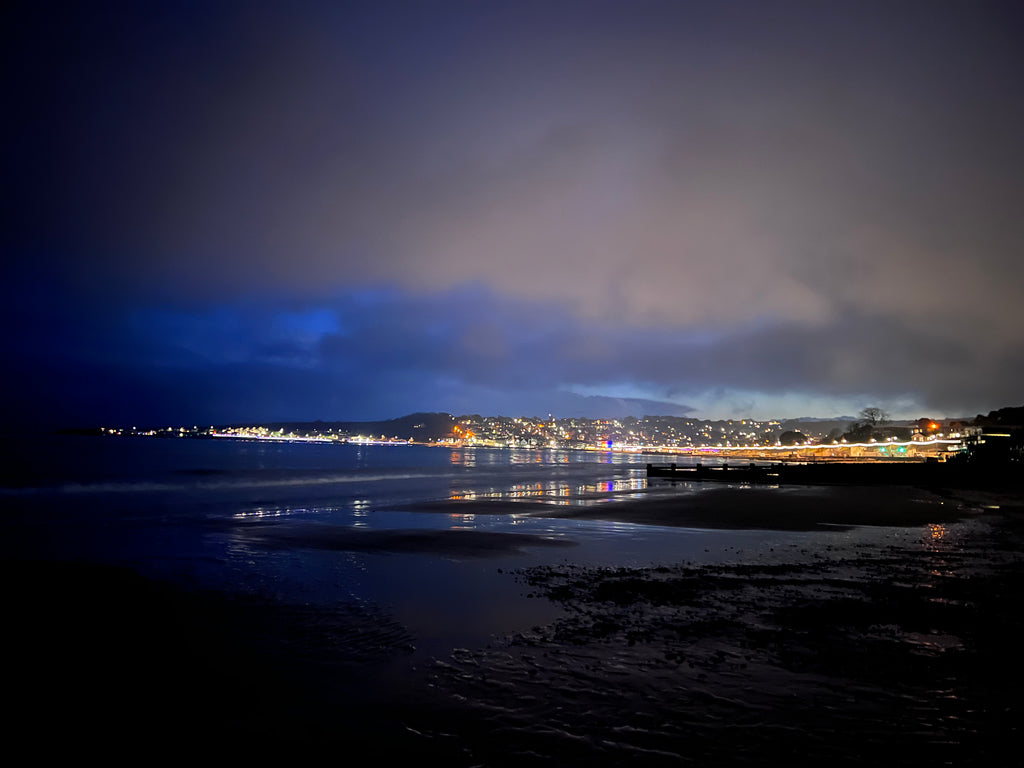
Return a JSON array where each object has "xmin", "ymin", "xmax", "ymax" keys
[{"xmin": 4, "ymin": 0, "xmax": 1023, "ymax": 426}]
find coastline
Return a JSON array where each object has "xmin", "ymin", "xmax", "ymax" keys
[
  {"xmin": 406, "ymin": 482, "xmax": 1013, "ymax": 531},
  {"xmin": 6, "ymin": 472, "xmax": 1022, "ymax": 762},
  {"xmin": 409, "ymin": 504, "xmax": 1024, "ymax": 766}
]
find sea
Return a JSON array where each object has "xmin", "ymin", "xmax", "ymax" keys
[
  {"xmin": 3, "ymin": 434, "xmax": 1016, "ymax": 764},
  {"xmin": 0, "ymin": 434, "xmax": 886, "ymax": 650}
]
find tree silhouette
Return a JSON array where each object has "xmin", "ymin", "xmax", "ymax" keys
[
  {"xmin": 779, "ymin": 430, "xmax": 808, "ymax": 446},
  {"xmin": 843, "ymin": 407, "xmax": 891, "ymax": 442},
  {"xmin": 858, "ymin": 407, "xmax": 890, "ymax": 428}
]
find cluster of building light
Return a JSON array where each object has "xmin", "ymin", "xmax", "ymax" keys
[
  {"xmin": 685, "ymin": 438, "xmax": 963, "ymax": 453},
  {"xmin": 104, "ymin": 415, "xmax": 972, "ymax": 456}
]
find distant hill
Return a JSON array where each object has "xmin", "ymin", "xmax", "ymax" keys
[
  {"xmin": 226, "ymin": 412, "xmax": 458, "ymax": 441},
  {"xmin": 778, "ymin": 418, "xmax": 856, "ymax": 437},
  {"xmin": 974, "ymin": 406, "xmax": 1024, "ymax": 427}
]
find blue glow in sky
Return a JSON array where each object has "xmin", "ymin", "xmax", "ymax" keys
[{"xmin": 3, "ymin": 1, "xmax": 1023, "ymax": 426}]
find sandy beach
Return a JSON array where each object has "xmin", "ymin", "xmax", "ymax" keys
[{"xmin": 6, "ymin": 480, "xmax": 1022, "ymax": 764}]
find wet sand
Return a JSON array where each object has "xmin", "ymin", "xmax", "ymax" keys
[
  {"xmin": 407, "ymin": 483, "xmax": 984, "ymax": 530},
  {"xmin": 236, "ymin": 524, "xmax": 579, "ymax": 557},
  {"xmin": 530, "ymin": 484, "xmax": 976, "ymax": 530},
  {"xmin": 3, "ymin": 558, "xmax": 421, "ymax": 757},
  {"xmin": 407, "ymin": 512, "xmax": 1024, "ymax": 765},
  {"xmin": 6, "ymin": 484, "xmax": 1023, "ymax": 763}
]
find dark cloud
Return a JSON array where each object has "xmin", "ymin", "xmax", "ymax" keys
[
  {"xmin": 4, "ymin": 285, "xmax": 1016, "ymax": 427},
  {"xmin": 3, "ymin": 1, "xmax": 1022, "ymax": 424}
]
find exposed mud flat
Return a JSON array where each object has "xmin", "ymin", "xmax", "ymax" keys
[
  {"xmin": 400, "ymin": 512, "xmax": 1024, "ymax": 766},
  {"xmin": 7, "ymin": 486, "xmax": 1023, "ymax": 764},
  {"xmin": 407, "ymin": 484, "xmax": 977, "ymax": 531}
]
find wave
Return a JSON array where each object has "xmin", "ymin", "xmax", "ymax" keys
[{"xmin": 0, "ymin": 470, "xmax": 452, "ymax": 496}]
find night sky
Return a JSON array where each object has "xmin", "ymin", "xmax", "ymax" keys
[{"xmin": 4, "ymin": 1, "xmax": 1023, "ymax": 428}]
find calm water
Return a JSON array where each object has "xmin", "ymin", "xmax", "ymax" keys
[
  {"xmin": 6, "ymin": 434, "xmax": 1013, "ymax": 765},
  {"xmin": 0, "ymin": 434, "xmax": 889, "ymax": 654}
]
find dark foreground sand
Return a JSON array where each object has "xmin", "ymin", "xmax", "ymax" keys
[
  {"xmin": 414, "ymin": 520, "xmax": 1024, "ymax": 766},
  {"xmin": 6, "ymin": 486, "xmax": 1023, "ymax": 764}
]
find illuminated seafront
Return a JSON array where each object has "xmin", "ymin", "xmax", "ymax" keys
[
  {"xmin": 206, "ymin": 430, "xmax": 963, "ymax": 460},
  {"xmin": 3, "ymin": 434, "xmax": 1021, "ymax": 764},
  {"xmin": 119, "ymin": 414, "xmax": 970, "ymax": 462}
]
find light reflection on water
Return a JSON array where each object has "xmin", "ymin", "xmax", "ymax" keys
[
  {"xmin": 444, "ymin": 447, "xmax": 649, "ymax": 468},
  {"xmin": 7, "ymin": 437, "xmax": 978, "ymax": 664},
  {"xmin": 449, "ymin": 474, "xmax": 649, "ymax": 505},
  {"xmin": 925, "ymin": 522, "xmax": 947, "ymax": 548},
  {"xmin": 12, "ymin": 435, "xmax": 1014, "ymax": 760},
  {"xmin": 216, "ymin": 501, "xmax": 859, "ymax": 658}
]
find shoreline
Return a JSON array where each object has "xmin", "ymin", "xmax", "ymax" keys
[
  {"xmin": 6, "ymin": 468, "xmax": 1022, "ymax": 762},
  {"xmin": 411, "ymin": 507, "xmax": 1024, "ymax": 766},
  {"xmin": 6, "ymin": 515, "xmax": 1022, "ymax": 763},
  {"xmin": 404, "ymin": 482, "xmax": 1022, "ymax": 532}
]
